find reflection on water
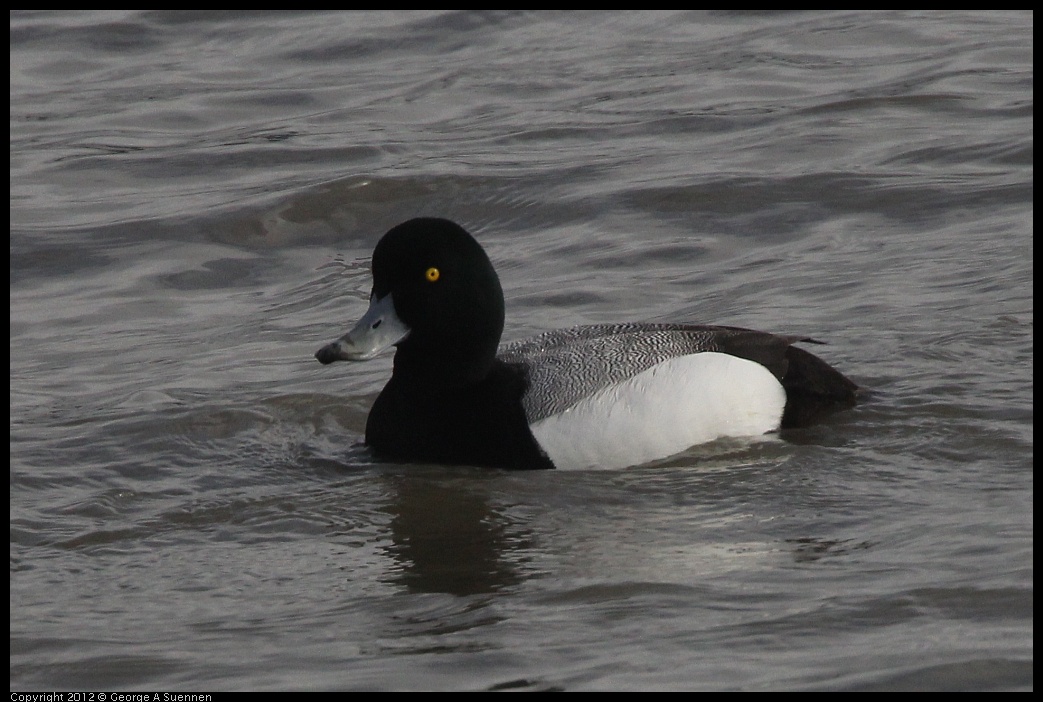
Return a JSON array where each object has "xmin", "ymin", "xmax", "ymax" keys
[{"xmin": 382, "ymin": 474, "xmax": 531, "ymax": 596}]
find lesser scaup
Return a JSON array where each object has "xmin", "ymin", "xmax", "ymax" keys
[{"xmin": 315, "ymin": 218, "xmax": 859, "ymax": 470}]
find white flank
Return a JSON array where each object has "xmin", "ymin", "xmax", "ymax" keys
[{"xmin": 529, "ymin": 352, "xmax": 786, "ymax": 470}]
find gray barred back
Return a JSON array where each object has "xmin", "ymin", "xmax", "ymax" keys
[{"xmin": 498, "ymin": 323, "xmax": 798, "ymax": 423}]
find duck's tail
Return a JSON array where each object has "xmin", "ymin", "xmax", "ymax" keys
[{"xmin": 779, "ymin": 344, "xmax": 860, "ymax": 428}]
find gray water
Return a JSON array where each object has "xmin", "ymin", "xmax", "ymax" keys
[{"xmin": 10, "ymin": 10, "xmax": 1032, "ymax": 691}]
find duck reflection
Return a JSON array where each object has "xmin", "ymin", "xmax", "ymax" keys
[{"xmin": 380, "ymin": 472, "xmax": 533, "ymax": 596}]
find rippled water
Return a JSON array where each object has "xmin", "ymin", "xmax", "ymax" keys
[{"xmin": 10, "ymin": 11, "xmax": 1033, "ymax": 691}]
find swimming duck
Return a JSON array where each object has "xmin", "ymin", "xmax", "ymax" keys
[{"xmin": 315, "ymin": 218, "xmax": 858, "ymax": 470}]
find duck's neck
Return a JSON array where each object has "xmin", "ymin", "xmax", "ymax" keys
[{"xmin": 392, "ymin": 335, "xmax": 501, "ymax": 389}]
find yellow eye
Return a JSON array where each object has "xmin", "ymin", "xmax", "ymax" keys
[{"xmin": 425, "ymin": 267, "xmax": 440, "ymax": 282}]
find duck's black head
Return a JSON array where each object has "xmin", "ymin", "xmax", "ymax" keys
[{"xmin": 315, "ymin": 218, "xmax": 506, "ymax": 387}]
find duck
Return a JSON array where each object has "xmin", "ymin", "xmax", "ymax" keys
[{"xmin": 315, "ymin": 217, "xmax": 859, "ymax": 470}]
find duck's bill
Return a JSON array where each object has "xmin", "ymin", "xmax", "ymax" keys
[{"xmin": 315, "ymin": 292, "xmax": 410, "ymax": 364}]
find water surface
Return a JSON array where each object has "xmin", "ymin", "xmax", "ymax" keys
[{"xmin": 10, "ymin": 10, "xmax": 1033, "ymax": 691}]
